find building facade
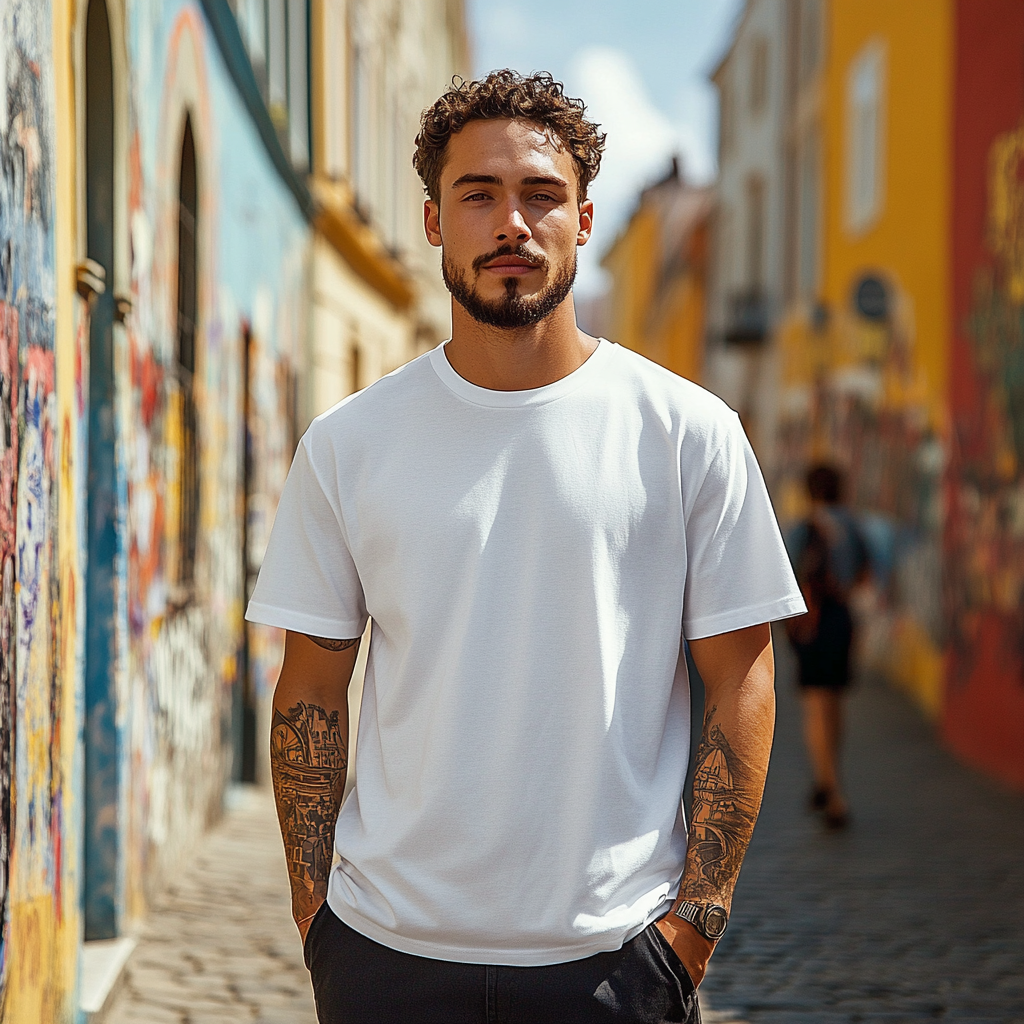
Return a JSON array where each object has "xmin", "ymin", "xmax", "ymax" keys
[
  {"xmin": 945, "ymin": 0, "xmax": 1024, "ymax": 787},
  {"xmin": 2, "ymin": 0, "xmax": 311, "ymax": 1017},
  {"xmin": 602, "ymin": 161, "xmax": 712, "ymax": 385},
  {"xmin": 759, "ymin": 0, "xmax": 1022, "ymax": 788},
  {"xmin": 305, "ymin": 0, "xmax": 467, "ymax": 416},
  {"xmin": 704, "ymin": 0, "xmax": 790, "ymax": 473}
]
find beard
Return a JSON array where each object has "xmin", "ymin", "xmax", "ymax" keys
[{"xmin": 442, "ymin": 244, "xmax": 577, "ymax": 330}]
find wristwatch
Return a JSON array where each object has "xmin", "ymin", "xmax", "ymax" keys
[{"xmin": 673, "ymin": 900, "xmax": 729, "ymax": 940}]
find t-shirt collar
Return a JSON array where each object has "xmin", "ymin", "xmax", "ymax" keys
[{"xmin": 429, "ymin": 338, "xmax": 613, "ymax": 408}]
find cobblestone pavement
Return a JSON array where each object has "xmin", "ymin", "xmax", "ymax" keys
[
  {"xmin": 699, "ymin": 640, "xmax": 1024, "ymax": 1024},
  {"xmin": 103, "ymin": 786, "xmax": 317, "ymax": 1024}
]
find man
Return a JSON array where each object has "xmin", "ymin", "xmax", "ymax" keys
[{"xmin": 246, "ymin": 70, "xmax": 805, "ymax": 1024}]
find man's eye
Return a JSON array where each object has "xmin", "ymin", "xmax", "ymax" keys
[
  {"xmin": 531, "ymin": 193, "xmax": 557, "ymax": 202},
  {"xmin": 464, "ymin": 192, "xmax": 491, "ymax": 201}
]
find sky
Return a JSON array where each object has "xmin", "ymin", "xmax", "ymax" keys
[{"xmin": 467, "ymin": 0, "xmax": 744, "ymax": 297}]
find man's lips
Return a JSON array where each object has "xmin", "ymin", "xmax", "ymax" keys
[{"xmin": 481, "ymin": 257, "xmax": 540, "ymax": 276}]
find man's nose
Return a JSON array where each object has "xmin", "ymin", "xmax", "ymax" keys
[{"xmin": 495, "ymin": 202, "xmax": 531, "ymax": 244}]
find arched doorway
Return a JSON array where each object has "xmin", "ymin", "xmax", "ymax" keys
[{"xmin": 83, "ymin": 0, "xmax": 119, "ymax": 941}]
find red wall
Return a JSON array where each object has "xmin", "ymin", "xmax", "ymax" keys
[{"xmin": 945, "ymin": 0, "xmax": 1024, "ymax": 790}]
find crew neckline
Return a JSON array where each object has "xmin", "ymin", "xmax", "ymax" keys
[{"xmin": 429, "ymin": 338, "xmax": 614, "ymax": 409}]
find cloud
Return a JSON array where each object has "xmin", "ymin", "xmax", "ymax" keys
[{"xmin": 568, "ymin": 46, "xmax": 711, "ymax": 297}]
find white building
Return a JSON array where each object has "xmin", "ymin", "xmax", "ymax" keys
[
  {"xmin": 307, "ymin": 0, "xmax": 468, "ymax": 417},
  {"xmin": 705, "ymin": 0, "xmax": 791, "ymax": 478}
]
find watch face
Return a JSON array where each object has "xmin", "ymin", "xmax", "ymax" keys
[{"xmin": 703, "ymin": 906, "xmax": 728, "ymax": 939}]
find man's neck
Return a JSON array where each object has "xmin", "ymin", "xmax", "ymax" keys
[{"xmin": 443, "ymin": 296, "xmax": 599, "ymax": 391}]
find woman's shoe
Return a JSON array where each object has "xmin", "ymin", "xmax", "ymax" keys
[{"xmin": 809, "ymin": 786, "xmax": 830, "ymax": 812}]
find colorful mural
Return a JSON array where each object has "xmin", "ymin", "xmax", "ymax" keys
[
  {"xmin": 0, "ymin": 0, "xmax": 309, "ymax": 1016},
  {"xmin": 0, "ymin": 0, "xmax": 79, "ymax": 1015},
  {"xmin": 945, "ymin": 0, "xmax": 1024, "ymax": 788},
  {"xmin": 110, "ymin": 0, "xmax": 309, "ymax": 918}
]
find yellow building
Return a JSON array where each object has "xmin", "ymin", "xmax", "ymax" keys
[
  {"xmin": 602, "ymin": 163, "xmax": 712, "ymax": 385},
  {"xmin": 775, "ymin": 0, "xmax": 953, "ymax": 714}
]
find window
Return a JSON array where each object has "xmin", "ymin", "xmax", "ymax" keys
[
  {"xmin": 266, "ymin": 0, "xmax": 287, "ymax": 132},
  {"xmin": 286, "ymin": 0, "xmax": 309, "ymax": 170},
  {"xmin": 350, "ymin": 25, "xmax": 371, "ymax": 211},
  {"xmin": 797, "ymin": 127, "xmax": 821, "ymax": 298},
  {"xmin": 798, "ymin": 0, "xmax": 822, "ymax": 86},
  {"xmin": 350, "ymin": 341, "xmax": 361, "ymax": 395},
  {"xmin": 746, "ymin": 175, "xmax": 766, "ymax": 293},
  {"xmin": 750, "ymin": 38, "xmax": 769, "ymax": 114},
  {"xmin": 718, "ymin": 78, "xmax": 733, "ymax": 161},
  {"xmin": 250, "ymin": 0, "xmax": 309, "ymax": 170},
  {"xmin": 846, "ymin": 41, "xmax": 886, "ymax": 233},
  {"xmin": 322, "ymin": 0, "xmax": 347, "ymax": 178}
]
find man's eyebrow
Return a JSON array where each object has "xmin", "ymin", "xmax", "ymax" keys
[
  {"xmin": 450, "ymin": 173, "xmax": 501, "ymax": 189},
  {"xmin": 521, "ymin": 175, "xmax": 568, "ymax": 188},
  {"xmin": 449, "ymin": 174, "xmax": 569, "ymax": 190}
]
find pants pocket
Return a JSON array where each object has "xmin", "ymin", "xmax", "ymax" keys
[{"xmin": 646, "ymin": 924, "xmax": 697, "ymax": 995}]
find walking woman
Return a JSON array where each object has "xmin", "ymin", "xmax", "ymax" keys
[{"xmin": 786, "ymin": 464, "xmax": 870, "ymax": 829}]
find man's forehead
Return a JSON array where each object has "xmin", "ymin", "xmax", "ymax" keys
[{"xmin": 442, "ymin": 119, "xmax": 573, "ymax": 183}]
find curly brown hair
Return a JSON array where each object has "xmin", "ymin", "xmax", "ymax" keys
[{"xmin": 413, "ymin": 70, "xmax": 606, "ymax": 204}]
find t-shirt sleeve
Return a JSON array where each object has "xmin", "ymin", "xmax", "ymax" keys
[
  {"xmin": 682, "ymin": 413, "xmax": 806, "ymax": 640},
  {"xmin": 245, "ymin": 437, "xmax": 368, "ymax": 639}
]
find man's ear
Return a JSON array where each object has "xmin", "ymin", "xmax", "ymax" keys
[
  {"xmin": 424, "ymin": 200, "xmax": 442, "ymax": 248},
  {"xmin": 577, "ymin": 197, "xmax": 594, "ymax": 247}
]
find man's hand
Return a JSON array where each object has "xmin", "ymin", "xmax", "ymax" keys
[
  {"xmin": 297, "ymin": 903, "xmax": 324, "ymax": 945},
  {"xmin": 654, "ymin": 913, "xmax": 715, "ymax": 987}
]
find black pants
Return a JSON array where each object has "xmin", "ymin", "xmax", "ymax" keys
[{"xmin": 304, "ymin": 903, "xmax": 701, "ymax": 1024}]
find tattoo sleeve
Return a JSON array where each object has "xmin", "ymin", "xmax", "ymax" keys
[
  {"xmin": 679, "ymin": 703, "xmax": 760, "ymax": 910},
  {"xmin": 270, "ymin": 700, "xmax": 348, "ymax": 924}
]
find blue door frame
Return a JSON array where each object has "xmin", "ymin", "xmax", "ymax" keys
[{"xmin": 83, "ymin": 0, "xmax": 120, "ymax": 941}]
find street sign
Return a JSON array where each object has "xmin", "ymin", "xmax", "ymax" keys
[{"xmin": 853, "ymin": 274, "xmax": 889, "ymax": 321}]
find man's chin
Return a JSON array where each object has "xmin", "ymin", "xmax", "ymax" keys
[{"xmin": 443, "ymin": 252, "xmax": 577, "ymax": 330}]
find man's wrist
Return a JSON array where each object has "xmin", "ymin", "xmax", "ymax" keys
[{"xmin": 672, "ymin": 898, "xmax": 729, "ymax": 940}]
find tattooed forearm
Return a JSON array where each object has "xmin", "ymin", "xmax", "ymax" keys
[
  {"xmin": 679, "ymin": 703, "xmax": 759, "ymax": 909},
  {"xmin": 270, "ymin": 701, "xmax": 348, "ymax": 924},
  {"xmin": 306, "ymin": 635, "xmax": 360, "ymax": 651}
]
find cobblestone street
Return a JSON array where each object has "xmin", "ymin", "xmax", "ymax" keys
[
  {"xmin": 102, "ymin": 644, "xmax": 1024, "ymax": 1024},
  {"xmin": 701, "ymin": 642, "xmax": 1024, "ymax": 1023},
  {"xmin": 103, "ymin": 787, "xmax": 317, "ymax": 1024}
]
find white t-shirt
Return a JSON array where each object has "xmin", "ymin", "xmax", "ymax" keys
[{"xmin": 246, "ymin": 339, "xmax": 804, "ymax": 966}]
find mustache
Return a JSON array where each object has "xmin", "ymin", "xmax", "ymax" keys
[{"xmin": 471, "ymin": 244, "xmax": 548, "ymax": 274}]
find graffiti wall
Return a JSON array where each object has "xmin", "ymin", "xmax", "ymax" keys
[
  {"xmin": 115, "ymin": 0, "xmax": 308, "ymax": 916},
  {"xmin": 946, "ymin": 0, "xmax": 1024, "ymax": 789},
  {"xmin": 0, "ymin": 0, "xmax": 82, "ymax": 1017},
  {"xmin": 0, "ymin": 0, "xmax": 307, "ymax": 1016}
]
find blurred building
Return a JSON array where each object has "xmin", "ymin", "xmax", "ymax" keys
[
  {"xmin": 752, "ymin": 0, "xmax": 1022, "ymax": 788},
  {"xmin": 944, "ymin": 0, "xmax": 1024, "ymax": 788},
  {"xmin": 704, "ymin": 0, "xmax": 789, "ymax": 476},
  {"xmin": 602, "ymin": 159, "xmax": 713, "ymax": 385},
  {"xmin": 605, "ymin": 0, "xmax": 1022, "ymax": 789},
  {"xmin": 0, "ymin": 0, "xmax": 465, "ymax": 1020},
  {"xmin": 228, "ymin": 0, "xmax": 467, "ymax": 805}
]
